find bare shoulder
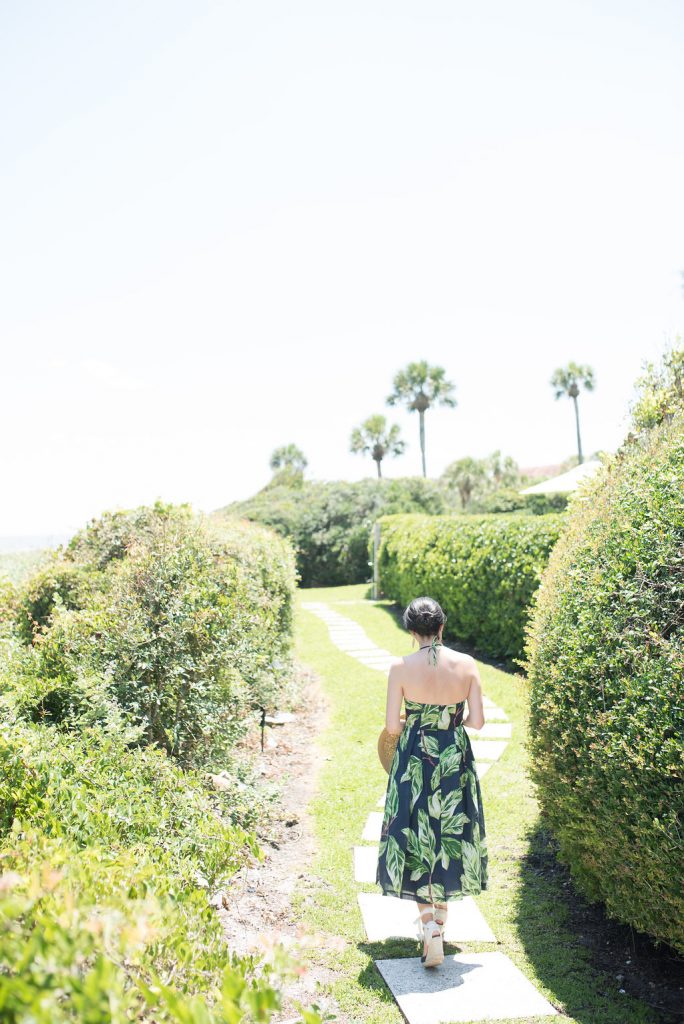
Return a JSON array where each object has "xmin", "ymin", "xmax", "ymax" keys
[
  {"xmin": 387, "ymin": 656, "xmax": 405, "ymax": 674},
  {"xmin": 445, "ymin": 648, "xmax": 476, "ymax": 670}
]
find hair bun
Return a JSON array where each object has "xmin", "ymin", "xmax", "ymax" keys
[{"xmin": 402, "ymin": 596, "xmax": 446, "ymax": 637}]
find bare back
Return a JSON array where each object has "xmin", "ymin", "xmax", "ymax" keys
[{"xmin": 397, "ymin": 645, "xmax": 474, "ymax": 704}]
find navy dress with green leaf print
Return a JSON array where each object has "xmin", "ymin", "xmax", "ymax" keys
[{"xmin": 376, "ymin": 699, "xmax": 488, "ymax": 904}]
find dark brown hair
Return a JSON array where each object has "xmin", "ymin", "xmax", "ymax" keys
[{"xmin": 402, "ymin": 596, "xmax": 446, "ymax": 637}]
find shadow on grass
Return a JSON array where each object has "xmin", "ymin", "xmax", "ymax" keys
[{"xmin": 516, "ymin": 820, "xmax": 684, "ymax": 1024}]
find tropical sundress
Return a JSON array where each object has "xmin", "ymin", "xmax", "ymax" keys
[{"xmin": 376, "ymin": 698, "xmax": 488, "ymax": 905}]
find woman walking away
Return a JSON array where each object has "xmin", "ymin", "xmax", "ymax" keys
[{"xmin": 376, "ymin": 596, "xmax": 488, "ymax": 968}]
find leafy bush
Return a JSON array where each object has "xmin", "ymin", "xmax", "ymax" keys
[
  {"xmin": 0, "ymin": 505, "xmax": 320, "ymax": 1021},
  {"xmin": 217, "ymin": 476, "xmax": 447, "ymax": 586},
  {"xmin": 469, "ymin": 489, "xmax": 569, "ymax": 515},
  {"xmin": 64, "ymin": 500, "xmax": 183, "ymax": 568},
  {"xmin": 0, "ymin": 722, "xmax": 307, "ymax": 1023},
  {"xmin": 524, "ymin": 411, "xmax": 684, "ymax": 952},
  {"xmin": 6, "ymin": 507, "xmax": 298, "ymax": 770},
  {"xmin": 374, "ymin": 512, "xmax": 564, "ymax": 661},
  {"xmin": 629, "ymin": 343, "xmax": 684, "ymax": 430},
  {"xmin": 0, "ymin": 720, "xmax": 255, "ymax": 874},
  {"xmin": 14, "ymin": 559, "xmax": 97, "ymax": 643}
]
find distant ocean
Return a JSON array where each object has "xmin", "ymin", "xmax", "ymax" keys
[{"xmin": 0, "ymin": 534, "xmax": 73, "ymax": 553}]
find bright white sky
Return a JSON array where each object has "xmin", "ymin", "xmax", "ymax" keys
[{"xmin": 1, "ymin": 0, "xmax": 683, "ymax": 538}]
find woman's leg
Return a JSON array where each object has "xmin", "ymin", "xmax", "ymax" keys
[
  {"xmin": 434, "ymin": 901, "xmax": 448, "ymax": 926},
  {"xmin": 416, "ymin": 901, "xmax": 444, "ymax": 966}
]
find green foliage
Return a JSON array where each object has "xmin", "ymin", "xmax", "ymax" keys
[
  {"xmin": 469, "ymin": 489, "xmax": 569, "ymax": 515},
  {"xmin": 629, "ymin": 343, "xmax": 684, "ymax": 430},
  {"xmin": 550, "ymin": 361, "xmax": 595, "ymax": 401},
  {"xmin": 14, "ymin": 558, "xmax": 97, "ymax": 643},
  {"xmin": 440, "ymin": 450, "xmax": 523, "ymax": 511},
  {"xmin": 217, "ymin": 477, "xmax": 447, "ymax": 587},
  {"xmin": 0, "ymin": 720, "xmax": 254, "ymax": 873},
  {"xmin": 65, "ymin": 500, "xmax": 186, "ymax": 568},
  {"xmin": 0, "ymin": 506, "xmax": 320, "ymax": 1021},
  {"xmin": 349, "ymin": 415, "xmax": 406, "ymax": 477},
  {"xmin": 6, "ymin": 507, "xmax": 298, "ymax": 770},
  {"xmin": 374, "ymin": 512, "xmax": 564, "ymax": 661},
  {"xmin": 0, "ymin": 724, "xmax": 310, "ymax": 1022},
  {"xmin": 269, "ymin": 443, "xmax": 307, "ymax": 473},
  {"xmin": 524, "ymin": 411, "xmax": 684, "ymax": 952}
]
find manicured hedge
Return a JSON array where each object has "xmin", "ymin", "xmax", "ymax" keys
[
  {"xmin": 524, "ymin": 414, "xmax": 684, "ymax": 952},
  {"xmin": 469, "ymin": 489, "xmax": 569, "ymax": 515},
  {"xmin": 217, "ymin": 477, "xmax": 448, "ymax": 586},
  {"xmin": 374, "ymin": 512, "xmax": 564, "ymax": 661}
]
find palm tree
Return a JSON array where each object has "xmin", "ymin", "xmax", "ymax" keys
[
  {"xmin": 441, "ymin": 457, "xmax": 488, "ymax": 510},
  {"xmin": 550, "ymin": 362, "xmax": 595, "ymax": 464},
  {"xmin": 350, "ymin": 415, "xmax": 406, "ymax": 479},
  {"xmin": 386, "ymin": 361, "xmax": 457, "ymax": 477},
  {"xmin": 269, "ymin": 444, "xmax": 307, "ymax": 473}
]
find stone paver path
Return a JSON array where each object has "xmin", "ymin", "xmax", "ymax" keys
[
  {"xmin": 375, "ymin": 953, "xmax": 558, "ymax": 1023},
  {"xmin": 301, "ymin": 600, "xmax": 558, "ymax": 1022},
  {"xmin": 358, "ymin": 893, "xmax": 496, "ymax": 943}
]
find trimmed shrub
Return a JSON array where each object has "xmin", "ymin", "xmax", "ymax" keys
[
  {"xmin": 375, "ymin": 512, "xmax": 564, "ymax": 661},
  {"xmin": 524, "ymin": 413, "xmax": 684, "ymax": 952},
  {"xmin": 217, "ymin": 476, "xmax": 448, "ymax": 586},
  {"xmin": 469, "ymin": 489, "xmax": 569, "ymax": 516}
]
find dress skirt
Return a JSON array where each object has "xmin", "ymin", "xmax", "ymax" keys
[{"xmin": 376, "ymin": 698, "xmax": 488, "ymax": 904}]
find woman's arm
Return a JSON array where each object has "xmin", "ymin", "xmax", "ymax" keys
[
  {"xmin": 463, "ymin": 657, "xmax": 485, "ymax": 730},
  {"xmin": 385, "ymin": 659, "xmax": 405, "ymax": 735}
]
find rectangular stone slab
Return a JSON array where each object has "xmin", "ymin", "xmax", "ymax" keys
[
  {"xmin": 358, "ymin": 893, "xmax": 495, "ymax": 943},
  {"xmin": 469, "ymin": 740, "xmax": 507, "ymax": 761},
  {"xmin": 361, "ymin": 811, "xmax": 384, "ymax": 841},
  {"xmin": 354, "ymin": 845, "xmax": 379, "ymax": 882},
  {"xmin": 466, "ymin": 723, "xmax": 512, "ymax": 739},
  {"xmin": 481, "ymin": 706, "xmax": 508, "ymax": 721},
  {"xmin": 475, "ymin": 761, "xmax": 492, "ymax": 779},
  {"xmin": 374, "ymin": 952, "xmax": 558, "ymax": 1022},
  {"xmin": 335, "ymin": 642, "xmax": 377, "ymax": 649}
]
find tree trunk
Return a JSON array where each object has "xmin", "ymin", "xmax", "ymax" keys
[
  {"xmin": 419, "ymin": 409, "xmax": 426, "ymax": 477},
  {"xmin": 572, "ymin": 394, "xmax": 583, "ymax": 464},
  {"xmin": 376, "ymin": 458, "xmax": 382, "ymax": 479}
]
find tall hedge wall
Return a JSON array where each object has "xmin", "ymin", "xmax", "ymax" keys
[
  {"xmin": 524, "ymin": 415, "xmax": 684, "ymax": 952},
  {"xmin": 375, "ymin": 512, "xmax": 564, "ymax": 661}
]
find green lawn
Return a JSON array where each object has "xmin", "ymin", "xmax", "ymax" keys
[{"xmin": 292, "ymin": 583, "xmax": 659, "ymax": 1024}]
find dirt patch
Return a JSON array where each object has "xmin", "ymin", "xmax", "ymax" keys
[{"xmin": 214, "ymin": 662, "xmax": 350, "ymax": 1023}]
